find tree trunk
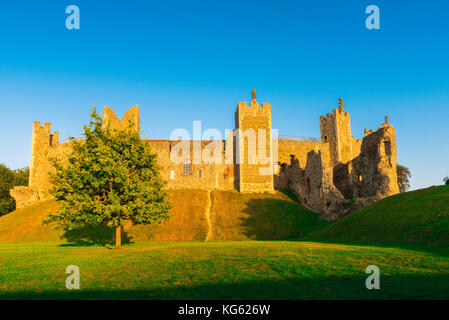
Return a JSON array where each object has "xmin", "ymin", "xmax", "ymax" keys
[{"xmin": 115, "ymin": 226, "xmax": 121, "ymax": 249}]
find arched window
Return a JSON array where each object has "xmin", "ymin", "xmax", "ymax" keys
[
  {"xmin": 384, "ymin": 140, "xmax": 392, "ymax": 156},
  {"xmin": 182, "ymin": 159, "xmax": 192, "ymax": 175}
]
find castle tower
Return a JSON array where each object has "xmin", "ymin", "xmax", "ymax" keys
[
  {"xmin": 29, "ymin": 121, "xmax": 59, "ymax": 192},
  {"xmin": 320, "ymin": 98, "xmax": 354, "ymax": 166},
  {"xmin": 235, "ymin": 89, "xmax": 274, "ymax": 192},
  {"xmin": 104, "ymin": 105, "xmax": 140, "ymax": 132}
]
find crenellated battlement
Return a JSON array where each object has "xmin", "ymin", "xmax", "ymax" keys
[{"xmin": 236, "ymin": 90, "xmax": 271, "ymax": 122}]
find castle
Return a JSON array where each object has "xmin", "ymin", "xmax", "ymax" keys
[{"xmin": 10, "ymin": 90, "xmax": 399, "ymax": 219}]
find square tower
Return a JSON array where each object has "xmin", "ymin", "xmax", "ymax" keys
[
  {"xmin": 320, "ymin": 98, "xmax": 354, "ymax": 166},
  {"xmin": 235, "ymin": 90, "xmax": 274, "ymax": 192},
  {"xmin": 29, "ymin": 121, "xmax": 59, "ymax": 192}
]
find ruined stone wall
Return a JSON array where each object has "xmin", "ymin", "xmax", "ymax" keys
[
  {"xmin": 9, "ymin": 186, "xmax": 40, "ymax": 210},
  {"xmin": 104, "ymin": 105, "xmax": 140, "ymax": 132},
  {"xmin": 11, "ymin": 96, "xmax": 400, "ymax": 220},
  {"xmin": 279, "ymin": 115, "xmax": 399, "ymax": 219},
  {"xmin": 277, "ymin": 140, "xmax": 330, "ymax": 169},
  {"xmin": 274, "ymin": 139, "xmax": 331, "ymax": 191},
  {"xmin": 350, "ymin": 122, "xmax": 399, "ymax": 198},
  {"xmin": 351, "ymin": 136, "xmax": 362, "ymax": 158}
]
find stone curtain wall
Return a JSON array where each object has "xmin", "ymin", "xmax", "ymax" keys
[
  {"xmin": 146, "ymin": 140, "xmax": 235, "ymax": 191},
  {"xmin": 10, "ymin": 93, "xmax": 400, "ymax": 220}
]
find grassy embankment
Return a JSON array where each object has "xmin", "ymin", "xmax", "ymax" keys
[{"xmin": 1, "ymin": 186, "xmax": 448, "ymax": 299}]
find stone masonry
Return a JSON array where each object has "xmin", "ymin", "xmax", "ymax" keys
[{"xmin": 10, "ymin": 91, "xmax": 399, "ymax": 219}]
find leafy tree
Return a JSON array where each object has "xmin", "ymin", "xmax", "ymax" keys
[
  {"xmin": 45, "ymin": 108, "xmax": 171, "ymax": 248},
  {"xmin": 0, "ymin": 163, "xmax": 15, "ymax": 215},
  {"xmin": 0, "ymin": 164, "xmax": 29, "ymax": 216},
  {"xmin": 14, "ymin": 167, "xmax": 30, "ymax": 186},
  {"xmin": 397, "ymin": 164, "xmax": 411, "ymax": 193},
  {"xmin": 444, "ymin": 177, "xmax": 449, "ymax": 185},
  {"xmin": 0, "ymin": 163, "xmax": 14, "ymax": 199}
]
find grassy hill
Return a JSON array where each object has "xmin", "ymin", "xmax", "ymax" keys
[
  {"xmin": 0, "ymin": 189, "xmax": 323, "ymax": 243},
  {"xmin": 310, "ymin": 185, "xmax": 449, "ymax": 247},
  {"xmin": 208, "ymin": 190, "xmax": 326, "ymax": 240},
  {"xmin": 2, "ymin": 185, "xmax": 449, "ymax": 248}
]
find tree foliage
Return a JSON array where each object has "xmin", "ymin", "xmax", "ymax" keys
[
  {"xmin": 397, "ymin": 164, "xmax": 411, "ymax": 193},
  {"xmin": 444, "ymin": 177, "xmax": 449, "ymax": 185},
  {"xmin": 0, "ymin": 164, "xmax": 29, "ymax": 216},
  {"xmin": 44, "ymin": 108, "xmax": 171, "ymax": 248},
  {"xmin": 13, "ymin": 167, "xmax": 30, "ymax": 186}
]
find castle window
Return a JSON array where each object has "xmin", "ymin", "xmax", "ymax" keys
[
  {"xmin": 324, "ymin": 135, "xmax": 327, "ymax": 141},
  {"xmin": 170, "ymin": 170, "xmax": 174, "ymax": 180},
  {"xmin": 306, "ymin": 178, "xmax": 311, "ymax": 194},
  {"xmin": 384, "ymin": 140, "xmax": 392, "ymax": 156},
  {"xmin": 358, "ymin": 175, "xmax": 363, "ymax": 182},
  {"xmin": 182, "ymin": 160, "xmax": 192, "ymax": 175},
  {"xmin": 199, "ymin": 170, "xmax": 202, "ymax": 178}
]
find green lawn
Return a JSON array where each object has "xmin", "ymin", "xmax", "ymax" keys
[
  {"xmin": 1, "ymin": 241, "xmax": 448, "ymax": 300},
  {"xmin": 311, "ymin": 185, "xmax": 449, "ymax": 247}
]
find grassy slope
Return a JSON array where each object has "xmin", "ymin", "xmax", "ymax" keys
[
  {"xmin": 311, "ymin": 185, "xmax": 449, "ymax": 247},
  {"xmin": 126, "ymin": 189, "xmax": 209, "ymax": 241},
  {"xmin": 0, "ymin": 189, "xmax": 323, "ymax": 243},
  {"xmin": 0, "ymin": 190, "xmax": 209, "ymax": 243},
  {"xmin": 0, "ymin": 200, "xmax": 61, "ymax": 242},
  {"xmin": 2, "ymin": 185, "xmax": 449, "ymax": 248},
  {"xmin": 0, "ymin": 241, "xmax": 448, "ymax": 299},
  {"xmin": 209, "ymin": 190, "xmax": 326, "ymax": 241}
]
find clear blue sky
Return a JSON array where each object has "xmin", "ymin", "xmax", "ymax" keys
[{"xmin": 0, "ymin": 0, "xmax": 448, "ymax": 190}]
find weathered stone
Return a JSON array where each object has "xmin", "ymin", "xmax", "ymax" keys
[
  {"xmin": 10, "ymin": 94, "xmax": 399, "ymax": 220},
  {"xmin": 9, "ymin": 186, "xmax": 40, "ymax": 210},
  {"xmin": 275, "ymin": 99, "xmax": 399, "ymax": 219},
  {"xmin": 104, "ymin": 105, "xmax": 140, "ymax": 132}
]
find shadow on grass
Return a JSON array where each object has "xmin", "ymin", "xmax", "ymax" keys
[
  {"xmin": 1, "ymin": 273, "xmax": 448, "ymax": 300},
  {"xmin": 235, "ymin": 196, "xmax": 449, "ymax": 257},
  {"xmin": 279, "ymin": 188, "xmax": 301, "ymax": 203},
  {"xmin": 237, "ymin": 197, "xmax": 328, "ymax": 241},
  {"xmin": 58, "ymin": 225, "xmax": 133, "ymax": 248},
  {"xmin": 302, "ymin": 237, "xmax": 449, "ymax": 258}
]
